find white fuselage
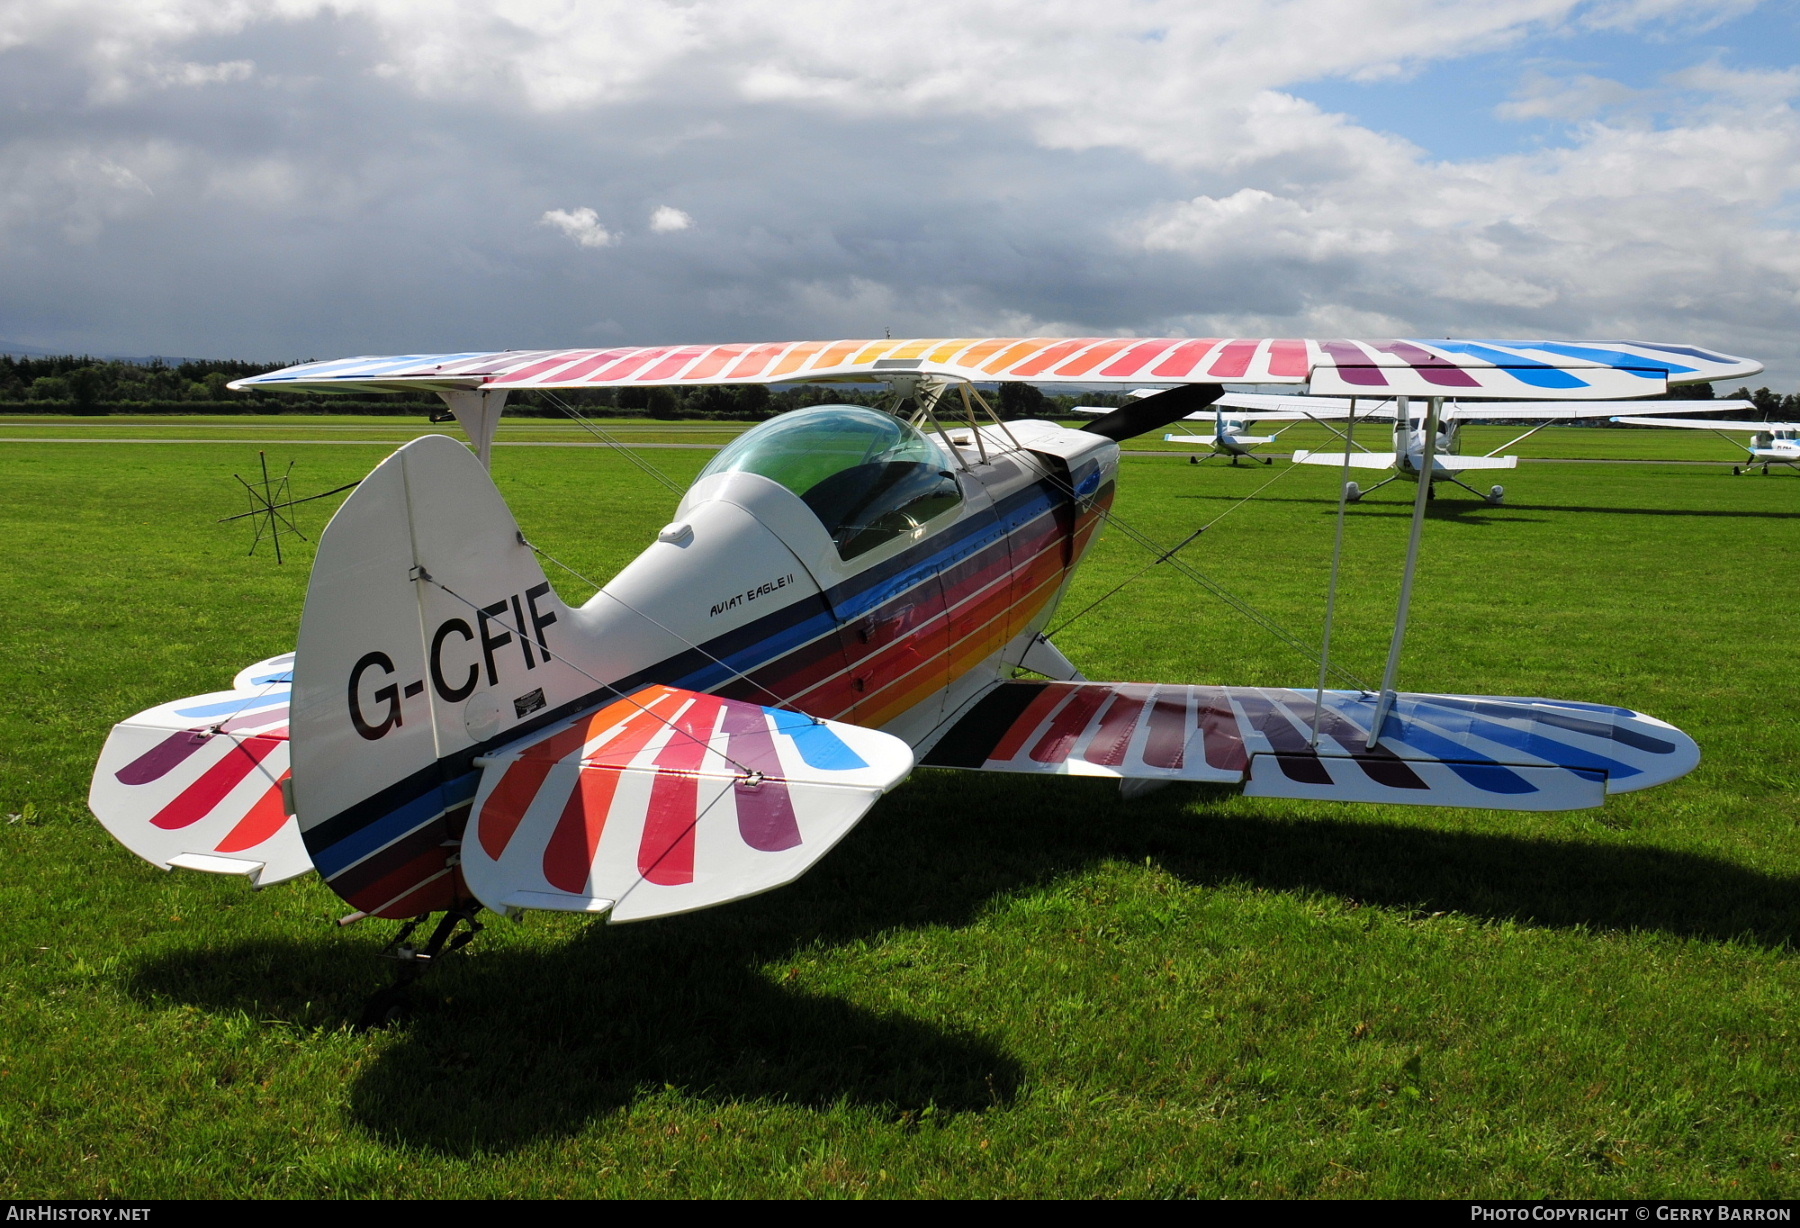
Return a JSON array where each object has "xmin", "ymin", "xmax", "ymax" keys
[
  {"xmin": 1215, "ymin": 419, "xmax": 1262, "ymax": 457},
  {"xmin": 1393, "ymin": 419, "xmax": 1462, "ymax": 481},
  {"xmin": 1748, "ymin": 429, "xmax": 1800, "ymax": 465}
]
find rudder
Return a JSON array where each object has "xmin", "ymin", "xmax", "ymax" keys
[{"xmin": 291, "ymin": 435, "xmax": 592, "ymax": 917}]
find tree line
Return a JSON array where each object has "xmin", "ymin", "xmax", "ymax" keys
[{"xmin": 0, "ymin": 355, "xmax": 1127, "ymax": 419}]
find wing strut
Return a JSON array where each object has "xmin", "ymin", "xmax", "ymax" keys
[
  {"xmin": 1311, "ymin": 398, "xmax": 1360, "ymax": 747},
  {"xmin": 1367, "ymin": 395, "xmax": 1439, "ymax": 749}
]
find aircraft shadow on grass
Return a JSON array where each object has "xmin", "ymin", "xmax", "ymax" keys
[{"xmin": 127, "ymin": 769, "xmax": 1800, "ymax": 1155}]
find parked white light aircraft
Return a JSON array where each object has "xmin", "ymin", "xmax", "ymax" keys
[
  {"xmin": 1212, "ymin": 394, "xmax": 1748, "ymax": 502},
  {"xmin": 1073, "ymin": 392, "xmax": 1320, "ymax": 466},
  {"xmin": 1610, "ymin": 414, "xmax": 1800, "ymax": 475},
  {"xmin": 1163, "ymin": 407, "xmax": 1301, "ymax": 465},
  {"xmin": 86, "ymin": 337, "xmax": 1754, "ymax": 988}
]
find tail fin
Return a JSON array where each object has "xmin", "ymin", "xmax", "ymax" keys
[{"xmin": 291, "ymin": 435, "xmax": 592, "ymax": 918}]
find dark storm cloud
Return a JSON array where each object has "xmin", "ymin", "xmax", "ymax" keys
[{"xmin": 0, "ymin": 1, "xmax": 1794, "ymax": 384}]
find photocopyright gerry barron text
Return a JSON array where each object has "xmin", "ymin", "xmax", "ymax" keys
[{"xmin": 1471, "ymin": 1210, "xmax": 1790, "ymax": 1223}]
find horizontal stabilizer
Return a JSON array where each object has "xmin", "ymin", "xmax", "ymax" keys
[
  {"xmin": 88, "ymin": 652, "xmax": 311, "ymax": 887},
  {"xmin": 920, "ymin": 682, "xmax": 1697, "ymax": 812},
  {"xmin": 1292, "ymin": 450, "xmax": 1398, "ymax": 469},
  {"xmin": 1164, "ymin": 434, "xmax": 1276, "ymax": 446},
  {"xmin": 462, "ymin": 686, "xmax": 914, "ymax": 922},
  {"xmin": 1431, "ymin": 454, "xmax": 1518, "ymax": 472}
]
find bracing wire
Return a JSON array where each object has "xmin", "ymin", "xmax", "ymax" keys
[
  {"xmin": 955, "ymin": 391, "xmax": 1371, "ymax": 690},
  {"xmin": 417, "ymin": 569, "xmax": 759, "ymax": 778},
  {"xmin": 536, "ymin": 390, "xmax": 688, "ymax": 496},
  {"xmin": 1311, "ymin": 398, "xmax": 1360, "ymax": 747},
  {"xmin": 521, "ymin": 536, "xmax": 822, "ymax": 723}
]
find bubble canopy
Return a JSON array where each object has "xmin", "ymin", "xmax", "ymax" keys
[{"xmin": 696, "ymin": 405, "xmax": 962, "ymax": 560}]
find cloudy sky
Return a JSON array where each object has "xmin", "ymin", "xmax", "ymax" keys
[{"xmin": 2, "ymin": 0, "xmax": 1797, "ymax": 386}]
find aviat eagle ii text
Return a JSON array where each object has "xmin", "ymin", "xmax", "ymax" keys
[{"xmin": 89, "ymin": 337, "xmax": 1757, "ymax": 978}]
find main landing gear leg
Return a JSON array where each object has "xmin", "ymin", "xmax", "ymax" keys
[
  {"xmin": 357, "ymin": 903, "xmax": 485, "ymax": 1030},
  {"xmin": 1441, "ymin": 474, "xmax": 1494, "ymax": 500},
  {"xmin": 1349, "ymin": 474, "xmax": 1402, "ymax": 500}
]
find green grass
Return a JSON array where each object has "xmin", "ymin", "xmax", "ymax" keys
[{"xmin": 1, "ymin": 425, "xmax": 1797, "ymax": 1197}]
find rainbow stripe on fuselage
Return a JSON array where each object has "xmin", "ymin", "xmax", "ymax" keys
[{"xmin": 302, "ymin": 466, "xmax": 1113, "ymax": 919}]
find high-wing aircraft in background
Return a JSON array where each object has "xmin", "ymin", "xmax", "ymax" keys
[
  {"xmin": 1160, "ymin": 404, "xmax": 1308, "ymax": 466},
  {"xmin": 1213, "ymin": 393, "xmax": 1751, "ymax": 503},
  {"xmin": 1072, "ymin": 393, "xmax": 1325, "ymax": 466},
  {"xmin": 1609, "ymin": 414, "xmax": 1800, "ymax": 475},
  {"xmin": 87, "ymin": 337, "xmax": 1756, "ymax": 993}
]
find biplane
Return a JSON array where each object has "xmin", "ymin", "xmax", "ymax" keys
[
  {"xmin": 1608, "ymin": 413, "xmax": 1800, "ymax": 475},
  {"xmin": 89, "ymin": 337, "xmax": 1756, "ymax": 978}
]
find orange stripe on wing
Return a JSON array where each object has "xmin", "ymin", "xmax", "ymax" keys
[
  {"xmin": 478, "ymin": 688, "xmax": 681, "ymax": 862},
  {"xmin": 978, "ymin": 339, "xmax": 1053, "ymax": 374},
  {"xmin": 541, "ymin": 765, "xmax": 628, "ymax": 894},
  {"xmin": 215, "ymin": 772, "xmax": 290, "ymax": 853},
  {"xmin": 769, "ymin": 341, "xmax": 830, "ymax": 378},
  {"xmin": 680, "ymin": 344, "xmax": 751, "ymax": 382},
  {"xmin": 848, "ymin": 340, "xmax": 903, "ymax": 365},
  {"xmin": 928, "ymin": 338, "xmax": 989, "ymax": 365},
  {"xmin": 891, "ymin": 338, "xmax": 949, "ymax": 360},
  {"xmin": 724, "ymin": 342, "xmax": 789, "ymax": 379},
  {"xmin": 1051, "ymin": 337, "xmax": 1138, "ymax": 378},
  {"xmin": 807, "ymin": 339, "xmax": 869, "ymax": 371},
  {"xmin": 1009, "ymin": 338, "xmax": 1092, "ymax": 378}
]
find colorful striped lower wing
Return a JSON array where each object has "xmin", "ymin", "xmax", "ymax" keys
[
  {"xmin": 461, "ymin": 686, "xmax": 914, "ymax": 922},
  {"xmin": 87, "ymin": 653, "xmax": 313, "ymax": 886},
  {"xmin": 921, "ymin": 683, "xmax": 1697, "ymax": 812}
]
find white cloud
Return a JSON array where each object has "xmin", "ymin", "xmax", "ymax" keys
[
  {"xmin": 0, "ymin": 0, "xmax": 1793, "ymax": 382},
  {"xmin": 539, "ymin": 206, "xmax": 617, "ymax": 248},
  {"xmin": 1496, "ymin": 71, "xmax": 1644, "ymax": 121}
]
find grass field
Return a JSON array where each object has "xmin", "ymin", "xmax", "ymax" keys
[{"xmin": 1, "ymin": 416, "xmax": 1796, "ymax": 1198}]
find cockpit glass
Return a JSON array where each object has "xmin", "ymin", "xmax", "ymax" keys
[{"xmin": 697, "ymin": 405, "xmax": 962, "ymax": 559}]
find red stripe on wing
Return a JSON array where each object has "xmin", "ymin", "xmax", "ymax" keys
[
  {"xmin": 1148, "ymin": 339, "xmax": 1222, "ymax": 378},
  {"xmin": 638, "ymin": 695, "xmax": 725, "ymax": 886},
  {"xmin": 149, "ymin": 735, "xmax": 281, "ymax": 830},
  {"xmin": 1030, "ymin": 687, "xmax": 1110, "ymax": 763},
  {"xmin": 215, "ymin": 772, "xmax": 290, "ymax": 853},
  {"xmin": 1083, "ymin": 690, "xmax": 1149, "ymax": 766},
  {"xmin": 541, "ymin": 765, "xmax": 628, "ymax": 893}
]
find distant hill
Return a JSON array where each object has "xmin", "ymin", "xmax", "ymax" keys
[{"xmin": 0, "ymin": 340, "xmax": 193, "ymax": 364}]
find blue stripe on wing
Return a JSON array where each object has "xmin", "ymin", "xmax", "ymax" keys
[
  {"xmin": 1508, "ymin": 342, "xmax": 1693, "ymax": 376},
  {"xmin": 1423, "ymin": 342, "xmax": 1591, "ymax": 389},
  {"xmin": 173, "ymin": 690, "xmax": 290, "ymax": 717},
  {"xmin": 1339, "ymin": 696, "xmax": 1538, "ymax": 794},
  {"xmin": 1404, "ymin": 700, "xmax": 1642, "ymax": 780}
]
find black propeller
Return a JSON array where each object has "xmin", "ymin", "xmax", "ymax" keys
[{"xmin": 1075, "ymin": 384, "xmax": 1226, "ymax": 441}]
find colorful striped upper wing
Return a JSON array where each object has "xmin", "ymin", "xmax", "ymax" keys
[
  {"xmin": 228, "ymin": 339, "xmax": 1760, "ymax": 401},
  {"xmin": 88, "ymin": 652, "xmax": 312, "ymax": 887},
  {"xmin": 461, "ymin": 685, "xmax": 914, "ymax": 922},
  {"xmin": 921, "ymin": 682, "xmax": 1698, "ymax": 812}
]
